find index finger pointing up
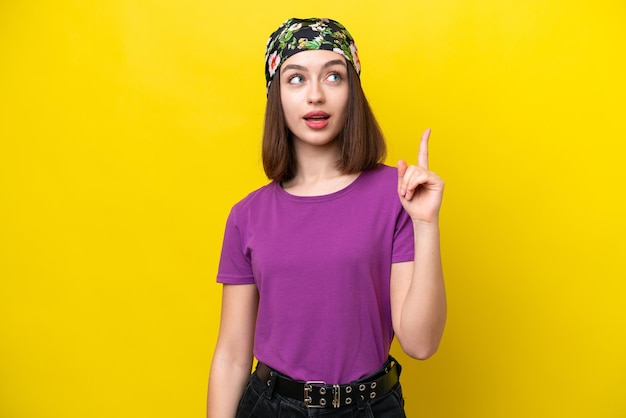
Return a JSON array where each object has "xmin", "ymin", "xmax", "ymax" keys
[{"xmin": 418, "ymin": 128, "xmax": 431, "ymax": 170}]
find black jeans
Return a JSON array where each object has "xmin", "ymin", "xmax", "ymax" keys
[{"xmin": 235, "ymin": 370, "xmax": 407, "ymax": 417}]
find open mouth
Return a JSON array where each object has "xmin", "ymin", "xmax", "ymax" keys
[
  {"xmin": 303, "ymin": 111, "xmax": 330, "ymax": 129},
  {"xmin": 303, "ymin": 111, "xmax": 330, "ymax": 121}
]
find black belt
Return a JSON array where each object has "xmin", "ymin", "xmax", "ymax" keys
[{"xmin": 256, "ymin": 357, "xmax": 401, "ymax": 409}]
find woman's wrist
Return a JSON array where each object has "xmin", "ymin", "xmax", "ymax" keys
[{"xmin": 411, "ymin": 217, "xmax": 440, "ymax": 231}]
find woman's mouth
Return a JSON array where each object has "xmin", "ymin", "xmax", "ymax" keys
[{"xmin": 303, "ymin": 111, "xmax": 330, "ymax": 129}]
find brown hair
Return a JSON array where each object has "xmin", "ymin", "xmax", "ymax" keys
[{"xmin": 262, "ymin": 63, "xmax": 386, "ymax": 183}]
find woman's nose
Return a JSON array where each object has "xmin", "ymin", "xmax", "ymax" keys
[{"xmin": 307, "ymin": 80, "xmax": 325, "ymax": 104}]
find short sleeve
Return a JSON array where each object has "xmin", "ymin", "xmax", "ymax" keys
[
  {"xmin": 391, "ymin": 207, "xmax": 415, "ymax": 263},
  {"xmin": 216, "ymin": 207, "xmax": 255, "ymax": 284}
]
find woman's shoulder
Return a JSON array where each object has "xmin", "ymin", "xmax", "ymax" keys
[
  {"xmin": 374, "ymin": 163, "xmax": 399, "ymax": 176},
  {"xmin": 361, "ymin": 164, "xmax": 399, "ymax": 186},
  {"xmin": 230, "ymin": 181, "xmax": 279, "ymax": 212}
]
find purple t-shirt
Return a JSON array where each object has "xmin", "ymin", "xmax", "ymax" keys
[{"xmin": 217, "ymin": 165, "xmax": 414, "ymax": 384}]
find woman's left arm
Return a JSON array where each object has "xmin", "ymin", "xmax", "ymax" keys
[{"xmin": 390, "ymin": 128, "xmax": 447, "ymax": 360}]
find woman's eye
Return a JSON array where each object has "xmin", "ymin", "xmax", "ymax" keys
[
  {"xmin": 327, "ymin": 73, "xmax": 342, "ymax": 82},
  {"xmin": 288, "ymin": 74, "xmax": 304, "ymax": 84}
]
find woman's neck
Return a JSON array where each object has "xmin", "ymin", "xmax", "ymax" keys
[
  {"xmin": 282, "ymin": 142, "xmax": 359, "ymax": 196},
  {"xmin": 282, "ymin": 170, "xmax": 360, "ymax": 197}
]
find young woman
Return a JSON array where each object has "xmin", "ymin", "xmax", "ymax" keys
[{"xmin": 207, "ymin": 18, "xmax": 446, "ymax": 417}]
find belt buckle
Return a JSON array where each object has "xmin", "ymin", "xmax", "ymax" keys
[
  {"xmin": 332, "ymin": 384, "xmax": 341, "ymax": 408},
  {"xmin": 304, "ymin": 381, "xmax": 327, "ymax": 408}
]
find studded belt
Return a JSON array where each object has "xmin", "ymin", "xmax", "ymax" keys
[{"xmin": 256, "ymin": 357, "xmax": 401, "ymax": 409}]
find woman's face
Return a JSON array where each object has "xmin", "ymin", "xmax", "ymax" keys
[{"xmin": 279, "ymin": 50, "xmax": 349, "ymax": 150}]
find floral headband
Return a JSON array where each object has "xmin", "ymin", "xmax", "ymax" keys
[{"xmin": 264, "ymin": 18, "xmax": 361, "ymax": 94}]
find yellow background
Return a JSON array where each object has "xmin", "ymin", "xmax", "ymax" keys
[{"xmin": 1, "ymin": 1, "xmax": 625, "ymax": 417}]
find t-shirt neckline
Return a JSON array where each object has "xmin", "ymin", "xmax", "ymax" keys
[{"xmin": 274, "ymin": 169, "xmax": 373, "ymax": 202}]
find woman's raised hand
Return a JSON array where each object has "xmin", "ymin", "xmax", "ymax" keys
[{"xmin": 397, "ymin": 128, "xmax": 445, "ymax": 224}]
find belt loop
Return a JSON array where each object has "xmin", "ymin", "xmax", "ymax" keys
[{"xmin": 388, "ymin": 355, "xmax": 400, "ymax": 373}]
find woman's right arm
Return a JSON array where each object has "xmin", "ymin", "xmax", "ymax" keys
[{"xmin": 207, "ymin": 283, "xmax": 259, "ymax": 418}]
